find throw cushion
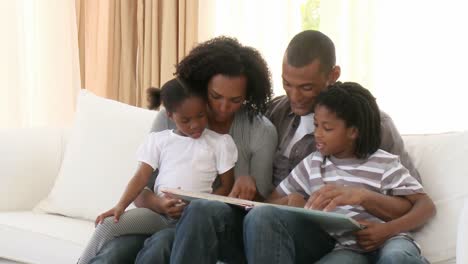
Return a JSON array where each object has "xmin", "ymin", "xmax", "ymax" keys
[
  {"xmin": 35, "ymin": 90, "xmax": 157, "ymax": 221},
  {"xmin": 403, "ymin": 131, "xmax": 468, "ymax": 263}
]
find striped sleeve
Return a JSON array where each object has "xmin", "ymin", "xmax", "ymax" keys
[
  {"xmin": 276, "ymin": 159, "xmax": 311, "ymax": 197},
  {"xmin": 380, "ymin": 156, "xmax": 425, "ymax": 196}
]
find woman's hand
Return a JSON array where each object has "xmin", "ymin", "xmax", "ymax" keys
[
  {"xmin": 95, "ymin": 204, "xmax": 126, "ymax": 226},
  {"xmin": 229, "ymin": 175, "xmax": 257, "ymax": 200}
]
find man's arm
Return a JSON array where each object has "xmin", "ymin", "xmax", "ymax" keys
[{"xmin": 355, "ymin": 193, "xmax": 436, "ymax": 251}]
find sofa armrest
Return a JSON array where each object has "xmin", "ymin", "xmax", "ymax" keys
[
  {"xmin": 457, "ymin": 198, "xmax": 468, "ymax": 264},
  {"xmin": 0, "ymin": 127, "xmax": 67, "ymax": 211}
]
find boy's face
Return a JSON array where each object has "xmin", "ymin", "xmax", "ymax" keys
[
  {"xmin": 168, "ymin": 96, "xmax": 208, "ymax": 139},
  {"xmin": 313, "ymin": 105, "xmax": 357, "ymax": 159},
  {"xmin": 282, "ymin": 56, "xmax": 340, "ymax": 116}
]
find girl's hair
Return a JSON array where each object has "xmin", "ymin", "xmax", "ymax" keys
[
  {"xmin": 315, "ymin": 82, "xmax": 381, "ymax": 159},
  {"xmin": 146, "ymin": 78, "xmax": 205, "ymax": 113},
  {"xmin": 175, "ymin": 36, "xmax": 272, "ymax": 120}
]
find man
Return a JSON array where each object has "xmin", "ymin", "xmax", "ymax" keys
[
  {"xmin": 92, "ymin": 30, "xmax": 435, "ymax": 263},
  {"xmin": 243, "ymin": 30, "xmax": 435, "ymax": 263}
]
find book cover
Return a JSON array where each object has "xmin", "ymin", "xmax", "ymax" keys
[{"xmin": 161, "ymin": 188, "xmax": 364, "ymax": 233}]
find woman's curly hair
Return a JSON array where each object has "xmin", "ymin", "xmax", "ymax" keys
[{"xmin": 175, "ymin": 36, "xmax": 272, "ymax": 120}]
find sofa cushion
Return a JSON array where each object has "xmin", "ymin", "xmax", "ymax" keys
[
  {"xmin": 403, "ymin": 131, "xmax": 468, "ymax": 264},
  {"xmin": 35, "ymin": 90, "xmax": 157, "ymax": 221},
  {"xmin": 0, "ymin": 211, "xmax": 93, "ymax": 264}
]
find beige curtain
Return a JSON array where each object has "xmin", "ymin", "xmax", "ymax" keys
[
  {"xmin": 76, "ymin": 0, "xmax": 198, "ymax": 107},
  {"xmin": 0, "ymin": 0, "xmax": 80, "ymax": 128},
  {"xmin": 136, "ymin": 0, "xmax": 198, "ymax": 107}
]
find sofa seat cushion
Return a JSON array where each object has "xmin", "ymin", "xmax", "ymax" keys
[{"xmin": 0, "ymin": 211, "xmax": 93, "ymax": 264}]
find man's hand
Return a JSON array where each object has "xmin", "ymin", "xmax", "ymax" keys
[
  {"xmin": 95, "ymin": 204, "xmax": 126, "ymax": 226},
  {"xmin": 158, "ymin": 195, "xmax": 186, "ymax": 219},
  {"xmin": 229, "ymin": 175, "xmax": 257, "ymax": 200},
  {"xmin": 287, "ymin": 193, "xmax": 306, "ymax": 207},
  {"xmin": 305, "ymin": 184, "xmax": 367, "ymax": 211},
  {"xmin": 355, "ymin": 220, "xmax": 396, "ymax": 251}
]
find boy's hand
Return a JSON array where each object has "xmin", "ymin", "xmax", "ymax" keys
[
  {"xmin": 95, "ymin": 204, "xmax": 125, "ymax": 226},
  {"xmin": 159, "ymin": 195, "xmax": 186, "ymax": 219},
  {"xmin": 287, "ymin": 193, "xmax": 306, "ymax": 207},
  {"xmin": 355, "ymin": 220, "xmax": 395, "ymax": 251},
  {"xmin": 305, "ymin": 184, "xmax": 366, "ymax": 211},
  {"xmin": 229, "ymin": 175, "xmax": 257, "ymax": 200}
]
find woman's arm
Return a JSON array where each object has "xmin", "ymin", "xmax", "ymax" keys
[
  {"xmin": 212, "ymin": 168, "xmax": 235, "ymax": 196},
  {"xmin": 247, "ymin": 117, "xmax": 278, "ymax": 198}
]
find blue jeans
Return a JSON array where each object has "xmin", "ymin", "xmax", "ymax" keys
[
  {"xmin": 170, "ymin": 200, "xmax": 247, "ymax": 264},
  {"xmin": 316, "ymin": 237, "xmax": 428, "ymax": 264},
  {"xmin": 243, "ymin": 205, "xmax": 336, "ymax": 264}
]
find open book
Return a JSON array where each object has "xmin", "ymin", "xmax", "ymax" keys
[{"xmin": 161, "ymin": 188, "xmax": 364, "ymax": 234}]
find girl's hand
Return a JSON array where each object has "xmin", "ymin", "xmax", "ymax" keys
[
  {"xmin": 355, "ymin": 220, "xmax": 396, "ymax": 251},
  {"xmin": 95, "ymin": 204, "xmax": 126, "ymax": 226},
  {"xmin": 159, "ymin": 195, "xmax": 186, "ymax": 219},
  {"xmin": 229, "ymin": 175, "xmax": 257, "ymax": 200}
]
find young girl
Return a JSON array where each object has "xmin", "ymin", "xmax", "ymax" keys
[
  {"xmin": 78, "ymin": 78, "xmax": 237, "ymax": 264},
  {"xmin": 245, "ymin": 82, "xmax": 431, "ymax": 263}
]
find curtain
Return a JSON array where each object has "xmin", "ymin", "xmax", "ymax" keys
[
  {"xmin": 198, "ymin": 0, "xmax": 304, "ymax": 97},
  {"xmin": 136, "ymin": 0, "xmax": 199, "ymax": 107},
  {"xmin": 0, "ymin": 0, "xmax": 80, "ymax": 128},
  {"xmin": 76, "ymin": 0, "xmax": 198, "ymax": 107}
]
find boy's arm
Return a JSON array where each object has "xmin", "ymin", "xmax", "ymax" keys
[
  {"xmin": 266, "ymin": 189, "xmax": 288, "ymax": 205},
  {"xmin": 212, "ymin": 168, "xmax": 235, "ymax": 196},
  {"xmin": 306, "ymin": 184, "xmax": 413, "ymax": 221}
]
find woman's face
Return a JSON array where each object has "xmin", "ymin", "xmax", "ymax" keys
[{"xmin": 207, "ymin": 74, "xmax": 247, "ymax": 123}]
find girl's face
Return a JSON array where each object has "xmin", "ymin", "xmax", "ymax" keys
[
  {"xmin": 207, "ymin": 74, "xmax": 247, "ymax": 123},
  {"xmin": 168, "ymin": 96, "xmax": 208, "ymax": 139},
  {"xmin": 313, "ymin": 105, "xmax": 358, "ymax": 159}
]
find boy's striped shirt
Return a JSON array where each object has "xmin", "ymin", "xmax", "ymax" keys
[{"xmin": 277, "ymin": 149, "xmax": 424, "ymax": 251}]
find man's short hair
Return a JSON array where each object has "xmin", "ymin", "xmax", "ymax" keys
[{"xmin": 286, "ymin": 30, "xmax": 336, "ymax": 72}]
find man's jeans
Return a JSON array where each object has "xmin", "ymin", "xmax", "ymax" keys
[
  {"xmin": 244, "ymin": 205, "xmax": 427, "ymax": 264},
  {"xmin": 243, "ymin": 205, "xmax": 336, "ymax": 264}
]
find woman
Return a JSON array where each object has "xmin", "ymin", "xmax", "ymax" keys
[{"xmin": 80, "ymin": 36, "xmax": 277, "ymax": 264}]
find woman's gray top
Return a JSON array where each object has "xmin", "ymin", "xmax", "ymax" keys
[{"xmin": 148, "ymin": 107, "xmax": 277, "ymax": 197}]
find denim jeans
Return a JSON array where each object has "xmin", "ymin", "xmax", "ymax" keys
[
  {"xmin": 316, "ymin": 237, "xmax": 428, "ymax": 264},
  {"xmin": 170, "ymin": 199, "xmax": 247, "ymax": 264},
  {"xmin": 243, "ymin": 205, "xmax": 336, "ymax": 264}
]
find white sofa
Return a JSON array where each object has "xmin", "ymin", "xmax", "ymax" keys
[{"xmin": 1, "ymin": 91, "xmax": 467, "ymax": 264}]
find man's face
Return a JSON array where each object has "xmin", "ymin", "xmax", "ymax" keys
[{"xmin": 282, "ymin": 57, "xmax": 338, "ymax": 116}]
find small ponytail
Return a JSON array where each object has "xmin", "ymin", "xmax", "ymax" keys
[{"xmin": 146, "ymin": 87, "xmax": 162, "ymax": 110}]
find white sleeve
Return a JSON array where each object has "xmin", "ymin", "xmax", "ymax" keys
[
  {"xmin": 136, "ymin": 132, "xmax": 162, "ymax": 170},
  {"xmin": 215, "ymin": 134, "xmax": 238, "ymax": 174}
]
